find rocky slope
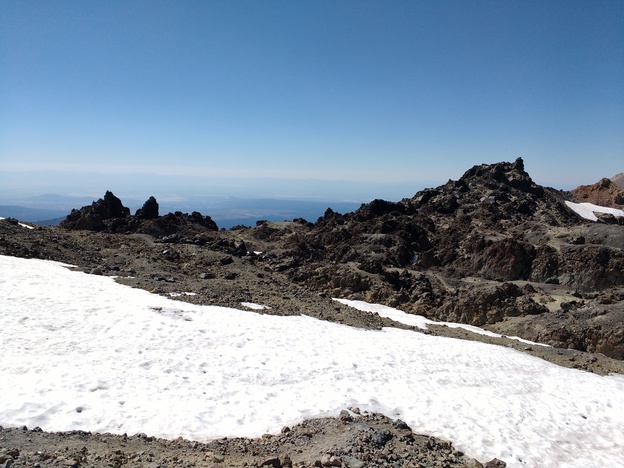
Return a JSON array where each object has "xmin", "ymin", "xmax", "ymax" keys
[
  {"xmin": 3, "ymin": 158, "xmax": 624, "ymax": 359},
  {"xmin": 2, "ymin": 158, "xmax": 624, "ymax": 466},
  {"xmin": 222, "ymin": 158, "xmax": 624, "ymax": 358},
  {"xmin": 4, "ymin": 157, "xmax": 624, "ymax": 359}
]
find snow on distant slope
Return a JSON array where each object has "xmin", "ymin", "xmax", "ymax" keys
[
  {"xmin": 565, "ymin": 201, "xmax": 624, "ymax": 221},
  {"xmin": 0, "ymin": 216, "xmax": 35, "ymax": 229},
  {"xmin": 334, "ymin": 298, "xmax": 550, "ymax": 346},
  {"xmin": 1, "ymin": 255, "xmax": 624, "ymax": 467}
]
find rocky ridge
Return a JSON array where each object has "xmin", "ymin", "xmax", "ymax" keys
[
  {"xmin": 571, "ymin": 177, "xmax": 624, "ymax": 207},
  {"xmin": 222, "ymin": 158, "xmax": 624, "ymax": 358}
]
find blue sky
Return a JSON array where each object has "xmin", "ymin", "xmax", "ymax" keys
[{"xmin": 1, "ymin": 1, "xmax": 622, "ymax": 202}]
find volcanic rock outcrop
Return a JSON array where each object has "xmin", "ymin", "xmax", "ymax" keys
[
  {"xmin": 60, "ymin": 191, "xmax": 218, "ymax": 237},
  {"xmin": 233, "ymin": 158, "xmax": 624, "ymax": 357},
  {"xmin": 571, "ymin": 177, "xmax": 624, "ymax": 207},
  {"xmin": 250, "ymin": 158, "xmax": 615, "ymax": 291},
  {"xmin": 60, "ymin": 190, "xmax": 130, "ymax": 231},
  {"xmin": 135, "ymin": 195, "xmax": 159, "ymax": 219}
]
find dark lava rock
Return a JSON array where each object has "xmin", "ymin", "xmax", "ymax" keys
[
  {"xmin": 435, "ymin": 283, "xmax": 548, "ymax": 326},
  {"xmin": 60, "ymin": 192, "xmax": 218, "ymax": 238},
  {"xmin": 485, "ymin": 459, "xmax": 507, "ymax": 468},
  {"xmin": 371, "ymin": 429, "xmax": 393, "ymax": 447},
  {"xmin": 60, "ymin": 190, "xmax": 130, "ymax": 231},
  {"xmin": 472, "ymin": 238, "xmax": 535, "ymax": 281},
  {"xmin": 135, "ymin": 196, "xmax": 159, "ymax": 219},
  {"xmin": 228, "ymin": 158, "xmax": 624, "ymax": 356},
  {"xmin": 139, "ymin": 211, "xmax": 218, "ymax": 237}
]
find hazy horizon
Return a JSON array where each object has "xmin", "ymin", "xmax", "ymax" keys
[
  {"xmin": 1, "ymin": 156, "xmax": 621, "ymax": 210},
  {"xmin": 0, "ymin": 170, "xmax": 434, "ymax": 204},
  {"xmin": 3, "ymin": 155, "xmax": 622, "ymax": 230}
]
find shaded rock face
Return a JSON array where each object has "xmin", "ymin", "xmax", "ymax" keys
[
  {"xmin": 571, "ymin": 177, "xmax": 624, "ymax": 207},
  {"xmin": 60, "ymin": 192, "xmax": 218, "ymax": 237},
  {"xmin": 136, "ymin": 211, "xmax": 219, "ymax": 238},
  {"xmin": 102, "ymin": 190, "xmax": 131, "ymax": 218},
  {"xmin": 561, "ymin": 244, "xmax": 624, "ymax": 291},
  {"xmin": 436, "ymin": 283, "xmax": 548, "ymax": 326},
  {"xmin": 135, "ymin": 196, "xmax": 159, "ymax": 219},
  {"xmin": 60, "ymin": 191, "xmax": 130, "ymax": 231},
  {"xmin": 471, "ymin": 239, "xmax": 535, "ymax": 282}
]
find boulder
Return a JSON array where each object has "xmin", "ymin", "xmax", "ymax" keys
[{"xmin": 135, "ymin": 196, "xmax": 159, "ymax": 219}]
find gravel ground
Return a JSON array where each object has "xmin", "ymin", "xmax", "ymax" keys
[{"xmin": 0, "ymin": 411, "xmax": 505, "ymax": 467}]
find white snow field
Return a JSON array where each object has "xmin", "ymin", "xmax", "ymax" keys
[
  {"xmin": 1, "ymin": 256, "xmax": 624, "ymax": 467},
  {"xmin": 565, "ymin": 200, "xmax": 624, "ymax": 221}
]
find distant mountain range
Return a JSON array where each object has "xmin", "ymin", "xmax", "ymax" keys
[
  {"xmin": 0, "ymin": 205, "xmax": 69, "ymax": 225},
  {"xmin": 0, "ymin": 196, "xmax": 363, "ymax": 229}
]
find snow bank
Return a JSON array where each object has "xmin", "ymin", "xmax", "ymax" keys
[
  {"xmin": 1, "ymin": 255, "xmax": 624, "ymax": 467},
  {"xmin": 565, "ymin": 201, "xmax": 624, "ymax": 221}
]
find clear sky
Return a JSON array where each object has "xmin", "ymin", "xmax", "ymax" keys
[{"xmin": 1, "ymin": 1, "xmax": 622, "ymax": 202}]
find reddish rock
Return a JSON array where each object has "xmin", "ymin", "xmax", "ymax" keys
[{"xmin": 571, "ymin": 178, "xmax": 624, "ymax": 207}]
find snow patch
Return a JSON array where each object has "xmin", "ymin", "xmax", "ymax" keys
[
  {"xmin": 565, "ymin": 201, "xmax": 624, "ymax": 221},
  {"xmin": 241, "ymin": 302, "xmax": 271, "ymax": 310},
  {"xmin": 334, "ymin": 298, "xmax": 550, "ymax": 347},
  {"xmin": 0, "ymin": 216, "xmax": 35, "ymax": 229},
  {"xmin": 169, "ymin": 292, "xmax": 198, "ymax": 297}
]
